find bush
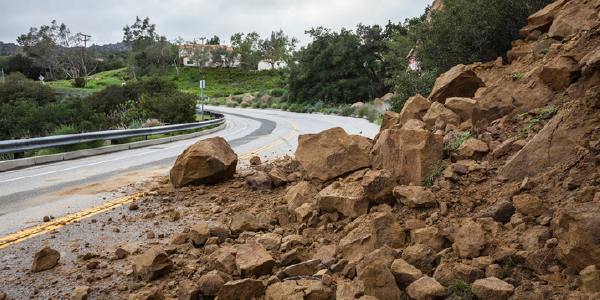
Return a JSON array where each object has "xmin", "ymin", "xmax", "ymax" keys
[
  {"xmin": 212, "ymin": 92, "xmax": 225, "ymax": 97},
  {"xmin": 225, "ymin": 100, "xmax": 237, "ymax": 107},
  {"xmin": 0, "ymin": 72, "xmax": 56, "ymax": 107},
  {"xmin": 356, "ymin": 105, "xmax": 370, "ymax": 118},
  {"xmin": 271, "ymin": 88, "xmax": 285, "ymax": 97},
  {"xmin": 250, "ymin": 103, "xmax": 258, "ymax": 109},
  {"xmin": 390, "ymin": 69, "xmax": 439, "ymax": 113},
  {"xmin": 366, "ymin": 107, "xmax": 381, "ymax": 123},
  {"xmin": 139, "ymin": 91, "xmax": 196, "ymax": 124},
  {"xmin": 327, "ymin": 108, "xmax": 339, "ymax": 115},
  {"xmin": 210, "ymin": 99, "xmax": 220, "ymax": 106},
  {"xmin": 72, "ymin": 77, "xmax": 86, "ymax": 88},
  {"xmin": 259, "ymin": 103, "xmax": 268, "ymax": 109},
  {"xmin": 280, "ymin": 102, "xmax": 289, "ymax": 111},
  {"xmin": 271, "ymin": 103, "xmax": 280, "ymax": 109},
  {"xmin": 338, "ymin": 104, "xmax": 355, "ymax": 116},
  {"xmin": 240, "ymin": 102, "xmax": 249, "ymax": 108}
]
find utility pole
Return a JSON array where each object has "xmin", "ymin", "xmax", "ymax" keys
[
  {"xmin": 80, "ymin": 33, "xmax": 91, "ymax": 87},
  {"xmin": 198, "ymin": 37, "xmax": 206, "ymax": 45}
]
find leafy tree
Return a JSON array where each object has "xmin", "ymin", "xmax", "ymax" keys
[
  {"xmin": 122, "ymin": 16, "xmax": 171, "ymax": 77},
  {"xmin": 122, "ymin": 16, "xmax": 160, "ymax": 52},
  {"xmin": 140, "ymin": 92, "xmax": 196, "ymax": 124},
  {"xmin": 17, "ymin": 20, "xmax": 98, "ymax": 81},
  {"xmin": 2, "ymin": 54, "xmax": 44, "ymax": 80},
  {"xmin": 0, "ymin": 72, "xmax": 56, "ymax": 106},
  {"xmin": 231, "ymin": 32, "xmax": 262, "ymax": 75},
  {"xmin": 287, "ymin": 27, "xmax": 378, "ymax": 105},
  {"xmin": 261, "ymin": 30, "xmax": 298, "ymax": 69},
  {"xmin": 186, "ymin": 40, "xmax": 211, "ymax": 75},
  {"xmin": 207, "ymin": 35, "xmax": 220, "ymax": 45},
  {"xmin": 211, "ymin": 46, "xmax": 239, "ymax": 77},
  {"xmin": 413, "ymin": 0, "xmax": 554, "ymax": 72}
]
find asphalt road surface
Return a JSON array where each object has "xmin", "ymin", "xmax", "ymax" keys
[{"xmin": 0, "ymin": 107, "xmax": 381, "ymax": 237}]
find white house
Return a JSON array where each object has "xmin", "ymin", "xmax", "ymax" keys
[
  {"xmin": 257, "ymin": 59, "xmax": 288, "ymax": 71},
  {"xmin": 179, "ymin": 44, "xmax": 240, "ymax": 68}
]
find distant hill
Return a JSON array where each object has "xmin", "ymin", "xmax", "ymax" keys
[
  {"xmin": 90, "ymin": 42, "xmax": 131, "ymax": 52},
  {"xmin": 0, "ymin": 42, "xmax": 22, "ymax": 56}
]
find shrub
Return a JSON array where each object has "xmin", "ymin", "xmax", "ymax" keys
[
  {"xmin": 338, "ymin": 104, "xmax": 355, "ymax": 116},
  {"xmin": 328, "ymin": 108, "xmax": 339, "ymax": 115},
  {"xmin": 212, "ymin": 92, "xmax": 225, "ymax": 97},
  {"xmin": 259, "ymin": 103, "xmax": 268, "ymax": 109},
  {"xmin": 250, "ymin": 103, "xmax": 258, "ymax": 109},
  {"xmin": 366, "ymin": 107, "xmax": 381, "ymax": 123},
  {"xmin": 356, "ymin": 105, "xmax": 370, "ymax": 118},
  {"xmin": 446, "ymin": 279, "xmax": 478, "ymax": 300},
  {"xmin": 271, "ymin": 88, "xmax": 285, "ymax": 97},
  {"xmin": 225, "ymin": 100, "xmax": 237, "ymax": 107},
  {"xmin": 444, "ymin": 131, "xmax": 474, "ymax": 152},
  {"xmin": 390, "ymin": 69, "xmax": 439, "ymax": 113},
  {"xmin": 271, "ymin": 103, "xmax": 280, "ymax": 109},
  {"xmin": 280, "ymin": 102, "xmax": 289, "ymax": 111},
  {"xmin": 72, "ymin": 77, "xmax": 86, "ymax": 88},
  {"xmin": 139, "ymin": 91, "xmax": 196, "ymax": 124},
  {"xmin": 240, "ymin": 102, "xmax": 249, "ymax": 108}
]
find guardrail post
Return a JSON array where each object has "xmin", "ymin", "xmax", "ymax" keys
[
  {"xmin": 13, "ymin": 152, "xmax": 25, "ymax": 160},
  {"xmin": 111, "ymin": 140, "xmax": 118, "ymax": 145},
  {"xmin": 143, "ymin": 136, "xmax": 147, "ymax": 140}
]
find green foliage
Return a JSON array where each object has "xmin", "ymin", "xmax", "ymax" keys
[
  {"xmin": 389, "ymin": 69, "xmax": 439, "ymax": 113},
  {"xmin": 271, "ymin": 88, "xmax": 285, "ymax": 97},
  {"xmin": 0, "ymin": 72, "xmax": 57, "ymax": 107},
  {"xmin": 250, "ymin": 102, "xmax": 258, "ymax": 109},
  {"xmin": 424, "ymin": 160, "xmax": 446, "ymax": 187},
  {"xmin": 226, "ymin": 100, "xmax": 237, "ymax": 107},
  {"xmin": 518, "ymin": 106, "xmax": 559, "ymax": 137},
  {"xmin": 338, "ymin": 104, "xmax": 355, "ymax": 116},
  {"xmin": 139, "ymin": 92, "xmax": 196, "ymax": 124},
  {"xmin": 287, "ymin": 26, "xmax": 383, "ymax": 105},
  {"xmin": 280, "ymin": 102, "xmax": 289, "ymax": 111},
  {"xmin": 446, "ymin": 279, "xmax": 478, "ymax": 300},
  {"xmin": 413, "ymin": 0, "xmax": 555, "ymax": 72},
  {"xmin": 444, "ymin": 132, "xmax": 474, "ymax": 152},
  {"xmin": 72, "ymin": 77, "xmax": 86, "ymax": 88},
  {"xmin": 240, "ymin": 102, "xmax": 249, "ymax": 108}
]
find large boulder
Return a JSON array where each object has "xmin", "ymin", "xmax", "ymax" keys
[
  {"xmin": 217, "ymin": 279, "xmax": 265, "ymax": 300},
  {"xmin": 236, "ymin": 240, "xmax": 276, "ymax": 277},
  {"xmin": 472, "ymin": 277, "xmax": 515, "ymax": 300},
  {"xmin": 361, "ymin": 169, "xmax": 397, "ymax": 204},
  {"xmin": 391, "ymin": 259, "xmax": 424, "ymax": 288},
  {"xmin": 132, "ymin": 246, "xmax": 173, "ymax": 281},
  {"xmin": 32, "ymin": 246, "xmax": 60, "ymax": 272},
  {"xmin": 548, "ymin": 4, "xmax": 597, "ymax": 40},
  {"xmin": 453, "ymin": 222, "xmax": 486, "ymax": 259},
  {"xmin": 189, "ymin": 222, "xmax": 211, "ymax": 247},
  {"xmin": 170, "ymin": 137, "xmax": 237, "ymax": 187},
  {"xmin": 363, "ymin": 260, "xmax": 403, "ymax": 300},
  {"xmin": 295, "ymin": 127, "xmax": 371, "ymax": 184},
  {"xmin": 519, "ymin": 0, "xmax": 569, "ymax": 37},
  {"xmin": 265, "ymin": 279, "xmax": 334, "ymax": 300},
  {"xmin": 370, "ymin": 128, "xmax": 443, "ymax": 185},
  {"xmin": 393, "ymin": 186, "xmax": 437, "ymax": 208},
  {"xmin": 428, "ymin": 64, "xmax": 486, "ymax": 104},
  {"xmin": 552, "ymin": 201, "xmax": 600, "ymax": 271},
  {"xmin": 399, "ymin": 94, "xmax": 432, "ymax": 125},
  {"xmin": 371, "ymin": 212, "xmax": 406, "ymax": 249},
  {"xmin": 539, "ymin": 56, "xmax": 581, "ymax": 91},
  {"xmin": 422, "ymin": 102, "xmax": 462, "ymax": 126},
  {"xmin": 338, "ymin": 222, "xmax": 374, "ymax": 263},
  {"xmin": 444, "ymin": 97, "xmax": 477, "ymax": 122},
  {"xmin": 406, "ymin": 276, "xmax": 446, "ymax": 300},
  {"xmin": 318, "ymin": 181, "xmax": 369, "ymax": 218}
]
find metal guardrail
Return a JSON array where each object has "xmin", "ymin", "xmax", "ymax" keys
[{"xmin": 0, "ymin": 111, "xmax": 225, "ymax": 156}]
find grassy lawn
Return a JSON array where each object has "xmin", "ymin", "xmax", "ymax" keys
[{"xmin": 45, "ymin": 66, "xmax": 285, "ymax": 97}]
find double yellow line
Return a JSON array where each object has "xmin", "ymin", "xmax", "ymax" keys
[{"xmin": 0, "ymin": 113, "xmax": 299, "ymax": 249}]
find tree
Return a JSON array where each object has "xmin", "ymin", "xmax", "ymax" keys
[
  {"xmin": 187, "ymin": 40, "xmax": 211, "ymax": 76},
  {"xmin": 122, "ymin": 16, "xmax": 170, "ymax": 77},
  {"xmin": 211, "ymin": 46, "xmax": 239, "ymax": 77},
  {"xmin": 171, "ymin": 36, "xmax": 186, "ymax": 75},
  {"xmin": 287, "ymin": 27, "xmax": 378, "ymax": 105},
  {"xmin": 122, "ymin": 16, "xmax": 159, "ymax": 52},
  {"xmin": 231, "ymin": 32, "xmax": 262, "ymax": 75},
  {"xmin": 260, "ymin": 30, "xmax": 298, "ymax": 69},
  {"xmin": 207, "ymin": 35, "xmax": 220, "ymax": 45},
  {"xmin": 17, "ymin": 20, "xmax": 98, "ymax": 81}
]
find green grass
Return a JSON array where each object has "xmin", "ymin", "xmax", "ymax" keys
[
  {"xmin": 46, "ymin": 68, "xmax": 130, "ymax": 92},
  {"xmin": 446, "ymin": 279, "xmax": 478, "ymax": 300}
]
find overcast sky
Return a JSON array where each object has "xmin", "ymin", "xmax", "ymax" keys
[{"xmin": 1, "ymin": 0, "xmax": 432, "ymax": 48}]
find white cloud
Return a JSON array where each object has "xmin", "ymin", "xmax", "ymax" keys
[{"xmin": 1, "ymin": 0, "xmax": 431, "ymax": 47}]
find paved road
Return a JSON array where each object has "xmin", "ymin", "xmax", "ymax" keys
[{"xmin": 0, "ymin": 107, "xmax": 381, "ymax": 236}]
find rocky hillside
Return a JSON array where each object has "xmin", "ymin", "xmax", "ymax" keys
[{"xmin": 1, "ymin": 0, "xmax": 600, "ymax": 299}]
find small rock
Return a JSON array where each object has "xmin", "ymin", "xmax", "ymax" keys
[
  {"xmin": 32, "ymin": 246, "xmax": 60, "ymax": 272},
  {"xmin": 453, "ymin": 221, "xmax": 486, "ymax": 259},
  {"xmin": 43, "ymin": 216, "xmax": 50, "ymax": 222},
  {"xmin": 115, "ymin": 248, "xmax": 129, "ymax": 259},
  {"xmin": 189, "ymin": 222, "xmax": 211, "ymax": 247},
  {"xmin": 472, "ymin": 277, "xmax": 515, "ymax": 300},
  {"xmin": 177, "ymin": 280, "xmax": 199, "ymax": 300},
  {"xmin": 579, "ymin": 265, "xmax": 600, "ymax": 293},
  {"xmin": 390, "ymin": 258, "xmax": 424, "ymax": 288},
  {"xmin": 249, "ymin": 156, "xmax": 261, "ymax": 166},
  {"xmin": 217, "ymin": 279, "xmax": 265, "ymax": 300},
  {"xmin": 146, "ymin": 231, "xmax": 156, "ymax": 239},
  {"xmin": 235, "ymin": 240, "xmax": 276, "ymax": 277},
  {"xmin": 406, "ymin": 276, "xmax": 447, "ymax": 300},
  {"xmin": 198, "ymin": 273, "xmax": 225, "ymax": 296},
  {"xmin": 393, "ymin": 186, "xmax": 437, "ymax": 208},
  {"xmin": 129, "ymin": 203, "xmax": 139, "ymax": 210},
  {"xmin": 69, "ymin": 286, "xmax": 91, "ymax": 300},
  {"xmin": 402, "ymin": 244, "xmax": 436, "ymax": 275},
  {"xmin": 132, "ymin": 246, "xmax": 173, "ymax": 281},
  {"xmin": 363, "ymin": 260, "xmax": 403, "ymax": 300}
]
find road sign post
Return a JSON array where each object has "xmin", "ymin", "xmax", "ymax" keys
[{"xmin": 200, "ymin": 80, "xmax": 205, "ymax": 121}]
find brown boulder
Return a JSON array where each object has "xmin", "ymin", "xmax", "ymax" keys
[
  {"xmin": 444, "ymin": 97, "xmax": 477, "ymax": 122},
  {"xmin": 512, "ymin": 194, "xmax": 546, "ymax": 216},
  {"xmin": 423, "ymin": 102, "xmax": 462, "ymax": 126},
  {"xmin": 177, "ymin": 280, "xmax": 200, "ymax": 300},
  {"xmin": 402, "ymin": 244, "xmax": 436, "ymax": 275},
  {"xmin": 129, "ymin": 287, "xmax": 164, "ymax": 300},
  {"xmin": 428, "ymin": 64, "xmax": 486, "ymax": 104},
  {"xmin": 32, "ymin": 246, "xmax": 60, "ymax": 272},
  {"xmin": 406, "ymin": 276, "xmax": 446, "ymax": 300},
  {"xmin": 457, "ymin": 139, "xmax": 489, "ymax": 159},
  {"xmin": 371, "ymin": 128, "xmax": 443, "ymax": 185},
  {"xmin": 242, "ymin": 94, "xmax": 254, "ymax": 102},
  {"xmin": 393, "ymin": 186, "xmax": 437, "ymax": 208},
  {"xmin": 371, "ymin": 212, "xmax": 406, "ymax": 249},
  {"xmin": 230, "ymin": 213, "xmax": 259, "ymax": 236},
  {"xmin": 552, "ymin": 201, "xmax": 600, "ymax": 271},
  {"xmin": 453, "ymin": 222, "xmax": 486, "ymax": 259},
  {"xmin": 69, "ymin": 286, "xmax": 91, "ymax": 300},
  {"xmin": 246, "ymin": 172, "xmax": 272, "ymax": 190},
  {"xmin": 519, "ymin": 0, "xmax": 569, "ymax": 37},
  {"xmin": 391, "ymin": 259, "xmax": 424, "ymax": 288},
  {"xmin": 318, "ymin": 181, "xmax": 369, "ymax": 218},
  {"xmin": 411, "ymin": 226, "xmax": 447, "ymax": 253},
  {"xmin": 268, "ymin": 167, "xmax": 288, "ymax": 187},
  {"xmin": 338, "ymin": 222, "xmax": 374, "ymax": 263},
  {"xmin": 170, "ymin": 137, "xmax": 237, "ymax": 187},
  {"xmin": 295, "ymin": 127, "xmax": 371, "ymax": 184},
  {"xmin": 198, "ymin": 273, "xmax": 225, "ymax": 296},
  {"xmin": 539, "ymin": 56, "xmax": 581, "ymax": 91},
  {"xmin": 357, "ymin": 245, "xmax": 397, "ymax": 277},
  {"xmin": 281, "ymin": 259, "xmax": 321, "ymax": 277},
  {"xmin": 217, "ymin": 279, "xmax": 265, "ymax": 300},
  {"xmin": 351, "ymin": 135, "xmax": 374, "ymax": 158},
  {"xmin": 399, "ymin": 94, "xmax": 432, "ymax": 124},
  {"xmin": 206, "ymin": 249, "xmax": 237, "ymax": 274},
  {"xmin": 132, "ymin": 246, "xmax": 173, "ymax": 281},
  {"xmin": 548, "ymin": 5, "xmax": 597, "ymax": 39},
  {"xmin": 363, "ymin": 260, "xmax": 403, "ymax": 300},
  {"xmin": 189, "ymin": 222, "xmax": 211, "ymax": 247},
  {"xmin": 236, "ymin": 240, "xmax": 276, "ymax": 277},
  {"xmin": 580, "ymin": 265, "xmax": 600, "ymax": 293},
  {"xmin": 361, "ymin": 169, "xmax": 397, "ymax": 204},
  {"xmin": 265, "ymin": 279, "xmax": 334, "ymax": 300},
  {"xmin": 472, "ymin": 277, "xmax": 515, "ymax": 300}
]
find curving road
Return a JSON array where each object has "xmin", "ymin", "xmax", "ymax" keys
[{"xmin": 0, "ymin": 106, "xmax": 381, "ymax": 236}]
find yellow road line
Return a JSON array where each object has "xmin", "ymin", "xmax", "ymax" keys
[
  {"xmin": 0, "ymin": 113, "xmax": 300, "ymax": 249},
  {"xmin": 0, "ymin": 193, "xmax": 144, "ymax": 249}
]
